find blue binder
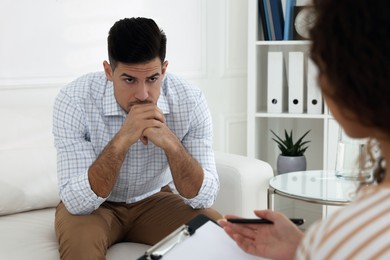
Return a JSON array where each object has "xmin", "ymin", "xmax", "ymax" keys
[
  {"xmin": 262, "ymin": 0, "xmax": 272, "ymax": 40},
  {"xmin": 284, "ymin": 0, "xmax": 297, "ymax": 40},
  {"xmin": 269, "ymin": 0, "xmax": 284, "ymax": 40}
]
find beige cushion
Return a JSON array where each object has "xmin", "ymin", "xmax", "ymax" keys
[
  {"xmin": 0, "ymin": 208, "xmax": 150, "ymax": 260},
  {"xmin": 0, "ymin": 87, "xmax": 60, "ymax": 216},
  {"xmin": 0, "ymin": 147, "xmax": 59, "ymax": 216}
]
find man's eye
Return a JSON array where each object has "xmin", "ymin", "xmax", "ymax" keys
[
  {"xmin": 125, "ymin": 78, "xmax": 134, "ymax": 83},
  {"xmin": 148, "ymin": 77, "xmax": 158, "ymax": 82}
]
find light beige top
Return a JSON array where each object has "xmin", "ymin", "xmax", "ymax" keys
[{"xmin": 296, "ymin": 183, "xmax": 390, "ymax": 259}]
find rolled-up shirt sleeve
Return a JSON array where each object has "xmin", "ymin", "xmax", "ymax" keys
[
  {"xmin": 182, "ymin": 165, "xmax": 219, "ymax": 209},
  {"xmin": 178, "ymin": 92, "xmax": 219, "ymax": 209},
  {"xmin": 53, "ymin": 90, "xmax": 106, "ymax": 215}
]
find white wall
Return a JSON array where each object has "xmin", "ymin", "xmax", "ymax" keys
[{"xmin": 0, "ymin": 0, "xmax": 248, "ymax": 155}]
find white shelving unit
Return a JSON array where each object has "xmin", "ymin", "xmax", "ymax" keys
[{"xmin": 247, "ymin": 0, "xmax": 340, "ymax": 173}]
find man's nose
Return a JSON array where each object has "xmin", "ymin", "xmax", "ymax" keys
[{"xmin": 134, "ymin": 83, "xmax": 149, "ymax": 101}]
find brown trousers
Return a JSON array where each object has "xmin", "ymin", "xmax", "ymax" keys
[{"xmin": 55, "ymin": 189, "xmax": 222, "ymax": 260}]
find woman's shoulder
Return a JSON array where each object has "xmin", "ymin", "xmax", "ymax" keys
[{"xmin": 296, "ymin": 185, "xmax": 390, "ymax": 259}]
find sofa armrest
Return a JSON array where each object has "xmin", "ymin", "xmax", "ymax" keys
[{"xmin": 213, "ymin": 151, "xmax": 274, "ymax": 218}]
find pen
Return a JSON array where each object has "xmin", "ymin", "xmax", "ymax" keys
[{"xmin": 227, "ymin": 218, "xmax": 305, "ymax": 226}]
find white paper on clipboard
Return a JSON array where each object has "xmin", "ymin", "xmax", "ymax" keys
[{"xmin": 163, "ymin": 221, "xmax": 265, "ymax": 260}]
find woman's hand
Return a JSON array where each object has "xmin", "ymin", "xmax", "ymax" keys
[{"xmin": 218, "ymin": 210, "xmax": 304, "ymax": 260}]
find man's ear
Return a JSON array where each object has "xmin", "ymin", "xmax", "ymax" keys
[
  {"xmin": 162, "ymin": 60, "xmax": 169, "ymax": 76},
  {"xmin": 103, "ymin": 61, "xmax": 113, "ymax": 81}
]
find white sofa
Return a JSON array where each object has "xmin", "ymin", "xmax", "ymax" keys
[{"xmin": 0, "ymin": 85, "xmax": 273, "ymax": 260}]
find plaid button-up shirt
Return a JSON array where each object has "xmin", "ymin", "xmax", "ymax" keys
[{"xmin": 53, "ymin": 72, "xmax": 219, "ymax": 215}]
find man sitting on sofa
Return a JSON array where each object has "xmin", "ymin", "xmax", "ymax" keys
[{"xmin": 52, "ymin": 17, "xmax": 222, "ymax": 260}]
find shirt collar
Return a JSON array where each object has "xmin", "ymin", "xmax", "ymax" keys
[
  {"xmin": 103, "ymin": 81, "xmax": 170, "ymax": 117},
  {"xmin": 157, "ymin": 90, "xmax": 170, "ymax": 115}
]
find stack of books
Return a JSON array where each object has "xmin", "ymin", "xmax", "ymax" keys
[{"xmin": 259, "ymin": 0, "xmax": 297, "ymax": 41}]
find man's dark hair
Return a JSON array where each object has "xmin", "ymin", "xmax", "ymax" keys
[{"xmin": 107, "ymin": 17, "xmax": 167, "ymax": 69}]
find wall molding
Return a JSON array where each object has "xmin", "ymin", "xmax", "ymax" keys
[
  {"xmin": 221, "ymin": 113, "xmax": 247, "ymax": 155},
  {"xmin": 221, "ymin": 0, "xmax": 248, "ymax": 78}
]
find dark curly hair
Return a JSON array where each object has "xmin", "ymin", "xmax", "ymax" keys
[
  {"xmin": 310, "ymin": 0, "xmax": 390, "ymax": 183},
  {"xmin": 107, "ymin": 17, "xmax": 167, "ymax": 70}
]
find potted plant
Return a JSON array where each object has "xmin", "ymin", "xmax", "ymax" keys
[{"xmin": 270, "ymin": 129, "xmax": 311, "ymax": 174}]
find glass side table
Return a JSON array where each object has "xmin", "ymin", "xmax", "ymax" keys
[{"xmin": 268, "ymin": 170, "xmax": 361, "ymax": 229}]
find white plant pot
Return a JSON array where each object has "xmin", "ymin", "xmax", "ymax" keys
[{"xmin": 277, "ymin": 155, "xmax": 307, "ymax": 175}]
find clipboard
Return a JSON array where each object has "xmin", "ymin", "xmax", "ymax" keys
[
  {"xmin": 137, "ymin": 214, "xmax": 262, "ymax": 260},
  {"xmin": 137, "ymin": 214, "xmax": 214, "ymax": 260}
]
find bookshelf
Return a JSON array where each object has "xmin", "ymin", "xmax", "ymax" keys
[{"xmin": 247, "ymin": 0, "xmax": 340, "ymax": 173}]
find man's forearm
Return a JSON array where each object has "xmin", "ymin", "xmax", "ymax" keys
[
  {"xmin": 88, "ymin": 134, "xmax": 129, "ymax": 197},
  {"xmin": 165, "ymin": 139, "xmax": 204, "ymax": 198}
]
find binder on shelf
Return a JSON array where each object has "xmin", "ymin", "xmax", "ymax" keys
[
  {"xmin": 263, "ymin": 0, "xmax": 275, "ymax": 40},
  {"xmin": 288, "ymin": 52, "xmax": 304, "ymax": 114},
  {"xmin": 267, "ymin": 52, "xmax": 285, "ymax": 113},
  {"xmin": 307, "ymin": 58, "xmax": 323, "ymax": 114},
  {"xmin": 258, "ymin": 0, "xmax": 269, "ymax": 40},
  {"xmin": 269, "ymin": 0, "xmax": 284, "ymax": 40},
  {"xmin": 137, "ymin": 214, "xmax": 259, "ymax": 260},
  {"xmin": 283, "ymin": 0, "xmax": 297, "ymax": 40}
]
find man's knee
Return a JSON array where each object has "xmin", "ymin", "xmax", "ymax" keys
[{"xmin": 55, "ymin": 203, "xmax": 110, "ymax": 260}]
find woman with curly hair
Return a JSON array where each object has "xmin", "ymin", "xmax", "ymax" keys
[{"xmin": 219, "ymin": 0, "xmax": 390, "ymax": 258}]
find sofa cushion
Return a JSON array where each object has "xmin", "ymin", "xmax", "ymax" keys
[
  {"xmin": 0, "ymin": 87, "xmax": 60, "ymax": 216},
  {"xmin": 0, "ymin": 147, "xmax": 59, "ymax": 215},
  {"xmin": 0, "ymin": 208, "xmax": 150, "ymax": 260},
  {"xmin": 0, "ymin": 208, "xmax": 60, "ymax": 260}
]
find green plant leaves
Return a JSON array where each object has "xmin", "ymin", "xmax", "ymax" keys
[{"xmin": 270, "ymin": 129, "xmax": 311, "ymax": 156}]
